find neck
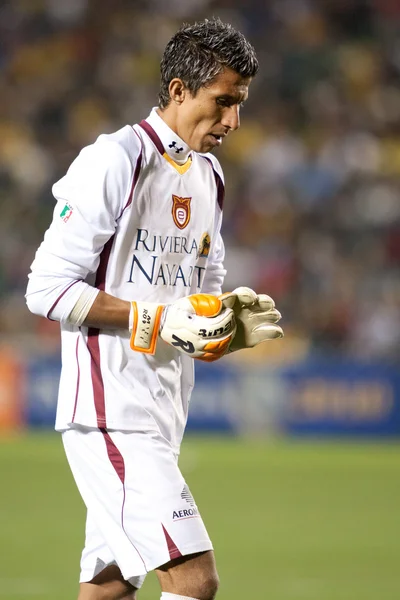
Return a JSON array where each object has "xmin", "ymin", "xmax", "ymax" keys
[
  {"xmin": 145, "ymin": 107, "xmax": 191, "ymax": 164},
  {"xmin": 156, "ymin": 105, "xmax": 180, "ymax": 138}
]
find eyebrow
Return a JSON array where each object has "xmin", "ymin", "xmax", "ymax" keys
[{"xmin": 217, "ymin": 93, "xmax": 248, "ymax": 104}]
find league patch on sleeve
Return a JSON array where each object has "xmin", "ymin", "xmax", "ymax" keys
[
  {"xmin": 198, "ymin": 232, "xmax": 211, "ymax": 258},
  {"xmin": 60, "ymin": 202, "xmax": 73, "ymax": 223}
]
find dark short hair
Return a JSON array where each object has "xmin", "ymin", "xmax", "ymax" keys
[{"xmin": 158, "ymin": 17, "xmax": 259, "ymax": 108}]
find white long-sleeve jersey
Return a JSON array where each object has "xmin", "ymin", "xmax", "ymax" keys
[{"xmin": 26, "ymin": 108, "xmax": 226, "ymax": 452}]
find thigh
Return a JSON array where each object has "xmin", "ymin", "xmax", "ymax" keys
[
  {"xmin": 79, "ymin": 565, "xmax": 138, "ymax": 600},
  {"xmin": 80, "ymin": 511, "xmax": 146, "ymax": 590},
  {"xmin": 63, "ymin": 427, "xmax": 213, "ymax": 582}
]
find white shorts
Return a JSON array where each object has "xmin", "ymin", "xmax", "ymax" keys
[{"xmin": 62, "ymin": 427, "xmax": 213, "ymax": 588}]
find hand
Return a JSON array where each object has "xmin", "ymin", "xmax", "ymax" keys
[
  {"xmin": 129, "ymin": 294, "xmax": 236, "ymax": 361},
  {"xmin": 220, "ymin": 287, "xmax": 283, "ymax": 353}
]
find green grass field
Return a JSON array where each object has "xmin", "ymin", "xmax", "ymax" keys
[{"xmin": 0, "ymin": 433, "xmax": 399, "ymax": 600}]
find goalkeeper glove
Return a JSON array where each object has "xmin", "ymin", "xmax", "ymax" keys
[
  {"xmin": 129, "ymin": 294, "xmax": 236, "ymax": 362},
  {"xmin": 220, "ymin": 286, "xmax": 283, "ymax": 353}
]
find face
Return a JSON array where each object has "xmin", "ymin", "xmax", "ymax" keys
[{"xmin": 171, "ymin": 67, "xmax": 252, "ymax": 153}]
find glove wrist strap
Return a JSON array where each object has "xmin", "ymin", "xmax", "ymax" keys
[{"xmin": 129, "ymin": 301, "xmax": 164, "ymax": 354}]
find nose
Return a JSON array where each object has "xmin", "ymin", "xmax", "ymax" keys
[{"xmin": 222, "ymin": 105, "xmax": 240, "ymax": 131}]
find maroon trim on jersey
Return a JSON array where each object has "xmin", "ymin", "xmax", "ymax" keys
[
  {"xmin": 100, "ymin": 428, "xmax": 148, "ymax": 571},
  {"xmin": 87, "ymin": 234, "xmax": 116, "ymax": 427},
  {"xmin": 120, "ymin": 150, "xmax": 142, "ymax": 216},
  {"xmin": 71, "ymin": 336, "xmax": 81, "ymax": 423},
  {"xmin": 139, "ymin": 120, "xmax": 165, "ymax": 155},
  {"xmin": 46, "ymin": 279, "xmax": 81, "ymax": 320},
  {"xmin": 87, "ymin": 327, "xmax": 106, "ymax": 426},
  {"xmin": 203, "ymin": 157, "xmax": 225, "ymax": 210},
  {"xmin": 162, "ymin": 524, "xmax": 182, "ymax": 560},
  {"xmin": 95, "ymin": 235, "xmax": 115, "ymax": 292},
  {"xmin": 119, "ymin": 130, "xmax": 143, "ymax": 218}
]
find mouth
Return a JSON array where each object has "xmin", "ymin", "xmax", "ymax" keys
[{"xmin": 209, "ymin": 133, "xmax": 225, "ymax": 146}]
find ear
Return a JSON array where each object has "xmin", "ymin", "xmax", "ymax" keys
[{"xmin": 168, "ymin": 78, "xmax": 186, "ymax": 105}]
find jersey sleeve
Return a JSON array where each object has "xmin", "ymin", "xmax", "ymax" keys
[
  {"xmin": 26, "ymin": 136, "xmax": 138, "ymax": 323},
  {"xmin": 201, "ymin": 154, "xmax": 227, "ymax": 296},
  {"xmin": 201, "ymin": 226, "xmax": 226, "ymax": 296}
]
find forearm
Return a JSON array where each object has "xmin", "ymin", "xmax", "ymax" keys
[{"xmin": 82, "ymin": 291, "xmax": 131, "ymax": 329}]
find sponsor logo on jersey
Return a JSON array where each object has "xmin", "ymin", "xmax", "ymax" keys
[
  {"xmin": 181, "ymin": 485, "xmax": 196, "ymax": 506},
  {"xmin": 172, "ymin": 507, "xmax": 200, "ymax": 520},
  {"xmin": 172, "ymin": 195, "xmax": 191, "ymax": 229},
  {"xmin": 127, "ymin": 228, "xmax": 208, "ymax": 290},
  {"xmin": 60, "ymin": 202, "xmax": 73, "ymax": 223},
  {"xmin": 198, "ymin": 233, "xmax": 211, "ymax": 258},
  {"xmin": 172, "ymin": 485, "xmax": 200, "ymax": 520}
]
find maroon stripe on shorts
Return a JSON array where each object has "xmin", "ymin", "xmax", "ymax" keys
[
  {"xmin": 100, "ymin": 428, "xmax": 125, "ymax": 483},
  {"xmin": 139, "ymin": 120, "xmax": 165, "ymax": 155},
  {"xmin": 100, "ymin": 429, "xmax": 147, "ymax": 571},
  {"xmin": 87, "ymin": 234, "xmax": 115, "ymax": 427},
  {"xmin": 162, "ymin": 524, "xmax": 182, "ymax": 560},
  {"xmin": 71, "ymin": 336, "xmax": 81, "ymax": 422}
]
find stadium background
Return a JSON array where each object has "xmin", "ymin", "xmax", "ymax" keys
[{"xmin": 0, "ymin": 1, "xmax": 399, "ymax": 599}]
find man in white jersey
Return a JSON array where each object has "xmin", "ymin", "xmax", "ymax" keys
[{"xmin": 26, "ymin": 17, "xmax": 283, "ymax": 600}]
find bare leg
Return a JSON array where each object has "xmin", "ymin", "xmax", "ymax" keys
[
  {"xmin": 78, "ymin": 564, "xmax": 138, "ymax": 600},
  {"xmin": 156, "ymin": 550, "xmax": 219, "ymax": 600}
]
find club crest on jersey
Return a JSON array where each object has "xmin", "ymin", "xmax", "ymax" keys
[
  {"xmin": 198, "ymin": 233, "xmax": 211, "ymax": 258},
  {"xmin": 172, "ymin": 195, "xmax": 191, "ymax": 229},
  {"xmin": 60, "ymin": 202, "xmax": 73, "ymax": 223}
]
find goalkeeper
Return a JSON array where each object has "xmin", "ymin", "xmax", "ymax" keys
[{"xmin": 26, "ymin": 17, "xmax": 282, "ymax": 600}]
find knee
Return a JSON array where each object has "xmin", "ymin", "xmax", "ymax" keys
[
  {"xmin": 193, "ymin": 570, "xmax": 220, "ymax": 600},
  {"xmin": 158, "ymin": 551, "xmax": 219, "ymax": 600}
]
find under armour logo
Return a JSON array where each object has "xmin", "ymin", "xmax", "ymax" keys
[{"xmin": 169, "ymin": 141, "xmax": 184, "ymax": 154}]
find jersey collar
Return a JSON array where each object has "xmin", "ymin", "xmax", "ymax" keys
[{"xmin": 140, "ymin": 108, "xmax": 192, "ymax": 165}]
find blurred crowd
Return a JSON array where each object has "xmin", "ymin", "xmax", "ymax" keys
[{"xmin": 0, "ymin": 0, "xmax": 399, "ymax": 362}]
